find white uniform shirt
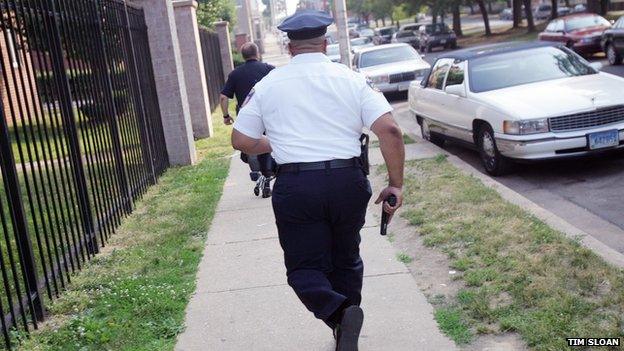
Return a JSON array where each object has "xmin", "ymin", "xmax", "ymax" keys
[{"xmin": 233, "ymin": 52, "xmax": 393, "ymax": 164}]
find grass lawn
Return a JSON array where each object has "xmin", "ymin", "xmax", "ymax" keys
[
  {"xmin": 16, "ymin": 117, "xmax": 233, "ymax": 350},
  {"xmin": 400, "ymin": 156, "xmax": 624, "ymax": 350}
]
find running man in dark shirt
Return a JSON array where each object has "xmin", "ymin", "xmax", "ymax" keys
[
  {"xmin": 220, "ymin": 43, "xmax": 274, "ymax": 125},
  {"xmin": 220, "ymin": 42, "xmax": 275, "ymax": 197}
]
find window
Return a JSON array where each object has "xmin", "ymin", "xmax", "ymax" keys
[
  {"xmin": 445, "ymin": 62, "xmax": 465, "ymax": 87},
  {"xmin": 616, "ymin": 18, "xmax": 624, "ymax": 29},
  {"xmin": 427, "ymin": 59, "xmax": 451, "ymax": 89},
  {"xmin": 359, "ymin": 46, "xmax": 419, "ymax": 68},
  {"xmin": 565, "ymin": 15, "xmax": 611, "ymax": 32},
  {"xmin": 554, "ymin": 20, "xmax": 564, "ymax": 32},
  {"xmin": 546, "ymin": 22, "xmax": 557, "ymax": 32}
]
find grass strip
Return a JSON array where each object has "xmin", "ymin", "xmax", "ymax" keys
[
  {"xmin": 400, "ymin": 156, "xmax": 624, "ymax": 350},
  {"xmin": 17, "ymin": 120, "xmax": 233, "ymax": 350}
]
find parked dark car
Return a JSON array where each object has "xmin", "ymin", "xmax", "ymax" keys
[
  {"xmin": 499, "ymin": 7, "xmax": 526, "ymax": 20},
  {"xmin": 558, "ymin": 6, "xmax": 571, "ymax": 17},
  {"xmin": 418, "ymin": 23, "xmax": 457, "ymax": 52},
  {"xmin": 373, "ymin": 26, "xmax": 397, "ymax": 45},
  {"xmin": 391, "ymin": 30, "xmax": 420, "ymax": 47},
  {"xmin": 601, "ymin": 16, "xmax": 624, "ymax": 65},
  {"xmin": 538, "ymin": 14, "xmax": 611, "ymax": 56}
]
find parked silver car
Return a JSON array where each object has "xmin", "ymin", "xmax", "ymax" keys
[{"xmin": 352, "ymin": 43, "xmax": 431, "ymax": 94}]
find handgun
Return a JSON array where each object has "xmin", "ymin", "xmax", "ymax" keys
[{"xmin": 380, "ymin": 194, "xmax": 397, "ymax": 236}]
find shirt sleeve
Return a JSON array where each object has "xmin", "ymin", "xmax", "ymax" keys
[
  {"xmin": 220, "ymin": 72, "xmax": 235, "ymax": 98},
  {"xmin": 233, "ymin": 91, "xmax": 265, "ymax": 139},
  {"xmin": 360, "ymin": 79, "xmax": 393, "ymax": 129}
]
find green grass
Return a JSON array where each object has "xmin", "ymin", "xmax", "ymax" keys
[
  {"xmin": 398, "ymin": 158, "xmax": 624, "ymax": 350},
  {"xmin": 396, "ymin": 252, "xmax": 413, "ymax": 264},
  {"xmin": 371, "ymin": 133, "xmax": 415, "ymax": 148},
  {"xmin": 435, "ymin": 307, "xmax": 472, "ymax": 344},
  {"xmin": 16, "ymin": 119, "xmax": 233, "ymax": 350}
]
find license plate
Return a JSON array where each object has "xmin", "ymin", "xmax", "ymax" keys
[
  {"xmin": 588, "ymin": 129, "xmax": 619, "ymax": 150},
  {"xmin": 398, "ymin": 83, "xmax": 409, "ymax": 91},
  {"xmin": 440, "ymin": 39, "xmax": 447, "ymax": 44}
]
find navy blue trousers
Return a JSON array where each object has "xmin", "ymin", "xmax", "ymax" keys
[{"xmin": 271, "ymin": 166, "xmax": 372, "ymax": 326}]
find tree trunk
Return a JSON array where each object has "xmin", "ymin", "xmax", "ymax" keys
[
  {"xmin": 523, "ymin": 0, "xmax": 535, "ymax": 32},
  {"xmin": 551, "ymin": 0, "xmax": 558, "ymax": 19},
  {"xmin": 565, "ymin": 0, "xmax": 570, "ymax": 7},
  {"xmin": 488, "ymin": 0, "xmax": 493, "ymax": 13},
  {"xmin": 453, "ymin": 3, "xmax": 463, "ymax": 36},
  {"xmin": 432, "ymin": 8, "xmax": 438, "ymax": 25},
  {"xmin": 469, "ymin": 4, "xmax": 475, "ymax": 14},
  {"xmin": 382, "ymin": 17, "xmax": 386, "ymax": 26},
  {"xmin": 513, "ymin": 0, "xmax": 522, "ymax": 28},
  {"xmin": 506, "ymin": 0, "xmax": 511, "ymax": 7},
  {"xmin": 477, "ymin": 0, "xmax": 492, "ymax": 36}
]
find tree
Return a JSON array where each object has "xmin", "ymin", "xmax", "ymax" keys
[
  {"xmin": 370, "ymin": 0, "xmax": 394, "ymax": 26},
  {"xmin": 512, "ymin": 0, "xmax": 522, "ymax": 28},
  {"xmin": 476, "ymin": 0, "xmax": 491, "ymax": 36},
  {"xmin": 196, "ymin": 0, "xmax": 236, "ymax": 29},
  {"xmin": 451, "ymin": 0, "xmax": 463, "ymax": 36},
  {"xmin": 550, "ymin": 0, "xmax": 558, "ymax": 19},
  {"xmin": 523, "ymin": 0, "xmax": 535, "ymax": 32}
]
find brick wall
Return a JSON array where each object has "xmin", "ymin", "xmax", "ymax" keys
[{"xmin": 0, "ymin": 29, "xmax": 41, "ymax": 129}]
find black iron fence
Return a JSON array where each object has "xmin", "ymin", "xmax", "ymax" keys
[
  {"xmin": 199, "ymin": 28, "xmax": 226, "ymax": 111},
  {"xmin": 0, "ymin": 0, "xmax": 168, "ymax": 348}
]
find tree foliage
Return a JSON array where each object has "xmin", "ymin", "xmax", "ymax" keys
[{"xmin": 196, "ymin": 0, "xmax": 237, "ymax": 29}]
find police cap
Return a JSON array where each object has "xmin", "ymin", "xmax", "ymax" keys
[{"xmin": 277, "ymin": 10, "xmax": 334, "ymax": 40}]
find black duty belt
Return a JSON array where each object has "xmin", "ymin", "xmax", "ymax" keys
[{"xmin": 277, "ymin": 158, "xmax": 361, "ymax": 174}]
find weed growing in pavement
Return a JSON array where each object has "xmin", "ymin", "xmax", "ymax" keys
[{"xmin": 396, "ymin": 252, "xmax": 413, "ymax": 264}]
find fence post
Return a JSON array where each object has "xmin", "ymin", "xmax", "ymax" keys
[
  {"xmin": 43, "ymin": 0, "xmax": 98, "ymax": 253},
  {"xmin": 128, "ymin": 0, "xmax": 196, "ymax": 166},
  {"xmin": 214, "ymin": 21, "xmax": 234, "ymax": 80},
  {"xmin": 0, "ymin": 105, "xmax": 44, "ymax": 323},
  {"xmin": 173, "ymin": 0, "xmax": 213, "ymax": 139}
]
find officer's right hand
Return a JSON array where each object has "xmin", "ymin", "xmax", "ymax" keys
[{"xmin": 374, "ymin": 186, "xmax": 403, "ymax": 221}]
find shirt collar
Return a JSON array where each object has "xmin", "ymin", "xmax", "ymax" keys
[{"xmin": 290, "ymin": 52, "xmax": 331, "ymax": 64}]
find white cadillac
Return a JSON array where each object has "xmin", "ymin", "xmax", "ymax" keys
[{"xmin": 408, "ymin": 42, "xmax": 624, "ymax": 175}]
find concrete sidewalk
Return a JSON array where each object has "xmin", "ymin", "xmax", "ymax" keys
[{"xmin": 175, "ymin": 143, "xmax": 456, "ymax": 350}]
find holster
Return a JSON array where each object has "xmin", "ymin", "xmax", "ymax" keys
[{"xmin": 359, "ymin": 133, "xmax": 370, "ymax": 175}]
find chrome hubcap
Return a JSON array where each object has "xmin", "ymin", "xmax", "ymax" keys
[{"xmin": 482, "ymin": 132, "xmax": 496, "ymax": 158}]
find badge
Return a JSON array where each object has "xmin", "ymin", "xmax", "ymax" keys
[{"xmin": 242, "ymin": 89, "xmax": 255, "ymax": 107}]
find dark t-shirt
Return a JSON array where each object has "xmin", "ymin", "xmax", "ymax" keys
[{"xmin": 221, "ymin": 59, "xmax": 275, "ymax": 112}]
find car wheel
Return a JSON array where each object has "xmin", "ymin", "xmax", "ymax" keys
[
  {"xmin": 477, "ymin": 124, "xmax": 512, "ymax": 176},
  {"xmin": 606, "ymin": 43, "xmax": 623, "ymax": 65},
  {"xmin": 421, "ymin": 118, "xmax": 445, "ymax": 147}
]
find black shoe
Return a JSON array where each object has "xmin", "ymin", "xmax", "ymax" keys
[{"xmin": 335, "ymin": 306, "xmax": 363, "ymax": 351}]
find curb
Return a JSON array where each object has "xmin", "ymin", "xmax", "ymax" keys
[{"xmin": 403, "ymin": 130, "xmax": 624, "ymax": 269}]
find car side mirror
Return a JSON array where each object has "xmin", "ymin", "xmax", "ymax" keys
[
  {"xmin": 589, "ymin": 62, "xmax": 603, "ymax": 71},
  {"xmin": 445, "ymin": 84, "xmax": 466, "ymax": 97}
]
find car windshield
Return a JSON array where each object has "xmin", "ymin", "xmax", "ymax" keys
[
  {"xmin": 425, "ymin": 23, "xmax": 451, "ymax": 34},
  {"xmin": 469, "ymin": 47, "xmax": 596, "ymax": 92},
  {"xmin": 565, "ymin": 15, "xmax": 611, "ymax": 31},
  {"xmin": 359, "ymin": 46, "xmax": 419, "ymax": 68},
  {"xmin": 379, "ymin": 28, "xmax": 394, "ymax": 35},
  {"xmin": 327, "ymin": 45, "xmax": 339, "ymax": 56},
  {"xmin": 359, "ymin": 29, "xmax": 374, "ymax": 36},
  {"xmin": 351, "ymin": 37, "xmax": 372, "ymax": 46},
  {"xmin": 396, "ymin": 31, "xmax": 415, "ymax": 38},
  {"xmin": 538, "ymin": 5, "xmax": 551, "ymax": 10}
]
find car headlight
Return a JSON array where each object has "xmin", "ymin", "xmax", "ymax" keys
[
  {"xmin": 370, "ymin": 75, "xmax": 389, "ymax": 84},
  {"xmin": 503, "ymin": 119, "xmax": 549, "ymax": 135}
]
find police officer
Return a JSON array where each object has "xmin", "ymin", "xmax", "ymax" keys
[
  {"xmin": 231, "ymin": 10, "xmax": 405, "ymax": 351},
  {"xmin": 220, "ymin": 42, "xmax": 275, "ymax": 194}
]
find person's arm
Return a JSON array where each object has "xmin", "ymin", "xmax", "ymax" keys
[
  {"xmin": 221, "ymin": 73, "xmax": 236, "ymax": 125},
  {"xmin": 371, "ymin": 113, "xmax": 405, "ymax": 220},
  {"xmin": 220, "ymin": 94, "xmax": 234, "ymax": 125},
  {"xmin": 231, "ymin": 130, "xmax": 272, "ymax": 154}
]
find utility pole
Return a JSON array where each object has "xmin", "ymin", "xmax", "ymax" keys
[{"xmin": 333, "ymin": 0, "xmax": 351, "ymax": 68}]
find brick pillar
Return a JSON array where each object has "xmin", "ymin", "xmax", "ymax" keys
[
  {"xmin": 214, "ymin": 21, "xmax": 234, "ymax": 79},
  {"xmin": 174, "ymin": 0, "xmax": 213, "ymax": 138},
  {"xmin": 128, "ymin": 0, "xmax": 196, "ymax": 165}
]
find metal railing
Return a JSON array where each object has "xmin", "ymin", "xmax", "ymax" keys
[
  {"xmin": 199, "ymin": 28, "xmax": 226, "ymax": 111},
  {"xmin": 0, "ymin": 0, "xmax": 168, "ymax": 348}
]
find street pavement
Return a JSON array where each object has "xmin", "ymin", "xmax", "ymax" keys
[{"xmin": 390, "ymin": 47, "xmax": 624, "ymax": 254}]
